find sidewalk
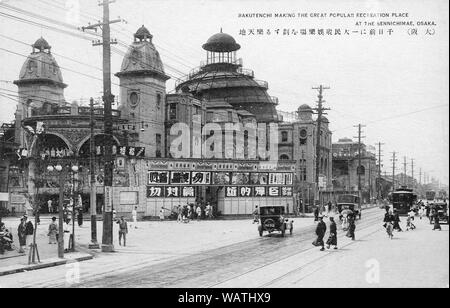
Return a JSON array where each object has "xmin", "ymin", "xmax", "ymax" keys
[{"xmin": 0, "ymin": 216, "xmax": 93, "ymax": 276}]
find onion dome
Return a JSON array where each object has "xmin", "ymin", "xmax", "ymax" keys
[
  {"xmin": 134, "ymin": 25, "xmax": 153, "ymax": 41},
  {"xmin": 116, "ymin": 26, "xmax": 169, "ymax": 80},
  {"xmin": 32, "ymin": 37, "xmax": 51, "ymax": 52},
  {"xmin": 202, "ymin": 30, "xmax": 241, "ymax": 52},
  {"xmin": 14, "ymin": 37, "xmax": 66, "ymax": 88}
]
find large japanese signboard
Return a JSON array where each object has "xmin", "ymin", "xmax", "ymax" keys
[
  {"xmin": 191, "ymin": 172, "xmax": 211, "ymax": 185},
  {"xmin": 96, "ymin": 146, "xmax": 145, "ymax": 157},
  {"xmin": 148, "ymin": 171, "xmax": 169, "ymax": 184},
  {"xmin": 147, "ymin": 186, "xmax": 196, "ymax": 198}
]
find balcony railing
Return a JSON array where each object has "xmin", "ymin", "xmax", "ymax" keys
[
  {"xmin": 237, "ymin": 67, "xmax": 254, "ymax": 78},
  {"xmin": 254, "ymin": 79, "xmax": 268, "ymax": 89},
  {"xmin": 25, "ymin": 106, "xmax": 121, "ymax": 118}
]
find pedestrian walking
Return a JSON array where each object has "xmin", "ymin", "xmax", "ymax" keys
[
  {"xmin": 418, "ymin": 205, "xmax": 425, "ymax": 220},
  {"xmin": 131, "ymin": 206, "xmax": 138, "ymax": 229},
  {"xmin": 432, "ymin": 211, "xmax": 441, "ymax": 231},
  {"xmin": 313, "ymin": 216, "xmax": 327, "ymax": 251},
  {"xmin": 196, "ymin": 205, "xmax": 202, "ymax": 221},
  {"xmin": 176, "ymin": 205, "xmax": 182, "ymax": 222},
  {"xmin": 117, "ymin": 216, "xmax": 128, "ymax": 246},
  {"xmin": 383, "ymin": 210, "xmax": 395, "ymax": 239},
  {"xmin": 47, "ymin": 199, "xmax": 53, "ymax": 213},
  {"xmin": 252, "ymin": 205, "xmax": 259, "ymax": 224},
  {"xmin": 77, "ymin": 208, "xmax": 83, "ymax": 227},
  {"xmin": 393, "ymin": 210, "xmax": 403, "ymax": 232},
  {"xmin": 314, "ymin": 206, "xmax": 319, "ymax": 222},
  {"xmin": 327, "ymin": 201, "xmax": 332, "ymax": 214},
  {"xmin": 159, "ymin": 209, "xmax": 165, "ymax": 221},
  {"xmin": 48, "ymin": 217, "xmax": 58, "ymax": 244},
  {"xmin": 17, "ymin": 218, "xmax": 27, "ymax": 253},
  {"xmin": 346, "ymin": 213, "xmax": 356, "ymax": 240},
  {"xmin": 326, "ymin": 217, "xmax": 338, "ymax": 250},
  {"xmin": 406, "ymin": 215, "xmax": 416, "ymax": 231},
  {"xmin": 24, "ymin": 216, "xmax": 34, "ymax": 248},
  {"xmin": 64, "ymin": 219, "xmax": 71, "ymax": 252}
]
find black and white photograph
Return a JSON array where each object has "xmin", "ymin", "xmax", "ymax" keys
[{"xmin": 0, "ymin": 0, "xmax": 448, "ymax": 293}]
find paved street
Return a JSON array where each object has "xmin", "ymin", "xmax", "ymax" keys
[{"xmin": 0, "ymin": 207, "xmax": 447, "ymax": 288}]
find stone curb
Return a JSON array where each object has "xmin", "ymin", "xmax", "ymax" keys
[{"xmin": 0, "ymin": 253, "xmax": 93, "ymax": 277}]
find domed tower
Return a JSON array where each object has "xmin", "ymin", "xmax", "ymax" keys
[
  {"xmin": 176, "ymin": 30, "xmax": 280, "ymax": 123},
  {"xmin": 115, "ymin": 26, "xmax": 170, "ymax": 157},
  {"xmin": 13, "ymin": 37, "xmax": 67, "ymax": 147},
  {"xmin": 297, "ymin": 104, "xmax": 313, "ymax": 121}
]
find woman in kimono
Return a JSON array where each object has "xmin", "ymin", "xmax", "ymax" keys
[
  {"xmin": 326, "ymin": 217, "xmax": 338, "ymax": 249},
  {"xmin": 48, "ymin": 217, "xmax": 58, "ymax": 244},
  {"xmin": 17, "ymin": 218, "xmax": 27, "ymax": 253}
]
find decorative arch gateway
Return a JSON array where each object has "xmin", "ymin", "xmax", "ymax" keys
[
  {"xmin": 77, "ymin": 133, "xmax": 121, "ymax": 157},
  {"xmin": 29, "ymin": 132, "xmax": 73, "ymax": 158}
]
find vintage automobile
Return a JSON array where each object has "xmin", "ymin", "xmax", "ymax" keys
[
  {"xmin": 257, "ymin": 205, "xmax": 293, "ymax": 237},
  {"xmin": 429, "ymin": 202, "xmax": 449, "ymax": 224},
  {"xmin": 337, "ymin": 194, "xmax": 361, "ymax": 219}
]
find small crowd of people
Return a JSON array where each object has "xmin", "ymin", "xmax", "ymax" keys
[
  {"xmin": 168, "ymin": 203, "xmax": 214, "ymax": 223},
  {"xmin": 313, "ymin": 213, "xmax": 356, "ymax": 251}
]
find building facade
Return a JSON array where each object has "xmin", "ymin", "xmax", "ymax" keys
[
  {"xmin": 332, "ymin": 138, "xmax": 377, "ymax": 203},
  {"xmin": 0, "ymin": 27, "xmax": 332, "ymax": 217}
]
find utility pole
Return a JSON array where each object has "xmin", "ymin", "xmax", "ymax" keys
[
  {"xmin": 410, "ymin": 158, "xmax": 415, "ymax": 190},
  {"xmin": 82, "ymin": 0, "xmax": 120, "ymax": 253},
  {"xmin": 391, "ymin": 152, "xmax": 397, "ymax": 191},
  {"xmin": 88, "ymin": 98, "xmax": 99, "ymax": 249},
  {"xmin": 403, "ymin": 156, "xmax": 407, "ymax": 186},
  {"xmin": 353, "ymin": 124, "xmax": 366, "ymax": 203},
  {"xmin": 312, "ymin": 85, "xmax": 330, "ymax": 208},
  {"xmin": 419, "ymin": 168, "xmax": 422, "ymax": 185},
  {"xmin": 376, "ymin": 142, "xmax": 384, "ymax": 200}
]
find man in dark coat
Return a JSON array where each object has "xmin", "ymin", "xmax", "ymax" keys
[
  {"xmin": 314, "ymin": 206, "xmax": 319, "ymax": 222},
  {"xmin": 326, "ymin": 217, "xmax": 338, "ymax": 249},
  {"xmin": 347, "ymin": 214, "xmax": 356, "ymax": 240},
  {"xmin": 314, "ymin": 216, "xmax": 327, "ymax": 251},
  {"xmin": 393, "ymin": 210, "xmax": 402, "ymax": 231},
  {"xmin": 432, "ymin": 210, "xmax": 441, "ymax": 231}
]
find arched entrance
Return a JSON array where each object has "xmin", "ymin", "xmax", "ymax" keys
[{"xmin": 77, "ymin": 134, "xmax": 120, "ymax": 157}]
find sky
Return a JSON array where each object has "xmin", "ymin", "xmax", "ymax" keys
[{"xmin": 0, "ymin": 0, "xmax": 448, "ymax": 185}]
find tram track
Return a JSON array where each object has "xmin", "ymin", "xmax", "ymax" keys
[
  {"xmin": 207, "ymin": 210, "xmax": 383, "ymax": 288},
  {"xmin": 25, "ymin": 207, "xmax": 384, "ymax": 288}
]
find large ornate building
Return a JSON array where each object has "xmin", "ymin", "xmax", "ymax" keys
[{"xmin": 0, "ymin": 27, "xmax": 332, "ymax": 217}]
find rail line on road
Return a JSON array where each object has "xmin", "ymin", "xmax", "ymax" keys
[
  {"xmin": 21, "ymin": 207, "xmax": 384, "ymax": 288},
  {"xmin": 207, "ymin": 209, "xmax": 383, "ymax": 288}
]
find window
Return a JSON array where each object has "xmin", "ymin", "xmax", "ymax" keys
[
  {"xmin": 156, "ymin": 93, "xmax": 162, "ymax": 109},
  {"xmin": 281, "ymin": 131, "xmax": 288, "ymax": 142},
  {"xmin": 228, "ymin": 111, "xmax": 233, "ymax": 122},
  {"xmin": 129, "ymin": 92, "xmax": 139, "ymax": 107},
  {"xmin": 169, "ymin": 103, "xmax": 177, "ymax": 120},
  {"xmin": 299, "ymin": 128, "xmax": 307, "ymax": 145}
]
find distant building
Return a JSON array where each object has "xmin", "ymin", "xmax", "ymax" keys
[{"xmin": 332, "ymin": 137, "xmax": 377, "ymax": 203}]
